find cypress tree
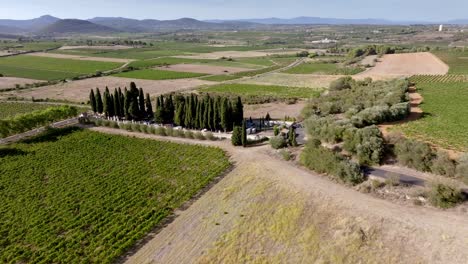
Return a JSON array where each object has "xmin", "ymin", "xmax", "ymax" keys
[
  {"xmin": 227, "ymin": 100, "xmax": 234, "ymax": 131},
  {"xmin": 109, "ymin": 94, "xmax": 115, "ymax": 117},
  {"xmin": 206, "ymin": 97, "xmax": 213, "ymax": 130},
  {"xmin": 265, "ymin": 112, "xmax": 271, "ymax": 121},
  {"xmin": 175, "ymin": 100, "xmax": 185, "ymax": 127},
  {"xmin": 96, "ymin": 88, "xmax": 103, "ymax": 114},
  {"xmin": 167, "ymin": 95, "xmax": 174, "ymax": 124},
  {"xmin": 241, "ymin": 119, "xmax": 247, "ymax": 147},
  {"xmin": 89, "ymin": 89, "xmax": 96, "ymax": 113},
  {"xmin": 203, "ymin": 96, "xmax": 209, "ymax": 129},
  {"xmin": 113, "ymin": 89, "xmax": 120, "ymax": 118},
  {"xmin": 234, "ymin": 96, "xmax": 244, "ymax": 126},
  {"xmin": 103, "ymin": 87, "xmax": 110, "ymax": 117},
  {"xmin": 191, "ymin": 94, "xmax": 197, "ymax": 128},
  {"xmin": 129, "ymin": 95, "xmax": 139, "ymax": 120},
  {"xmin": 119, "ymin": 88, "xmax": 124, "ymax": 117},
  {"xmin": 145, "ymin": 93, "xmax": 154, "ymax": 119},
  {"xmin": 184, "ymin": 95, "xmax": 192, "ymax": 128},
  {"xmin": 124, "ymin": 90, "xmax": 131, "ymax": 120},
  {"xmin": 154, "ymin": 96, "xmax": 164, "ymax": 124},
  {"xmin": 220, "ymin": 98, "xmax": 229, "ymax": 132},
  {"xmin": 138, "ymin": 88, "xmax": 145, "ymax": 118}
]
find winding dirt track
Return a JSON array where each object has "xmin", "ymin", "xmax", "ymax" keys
[{"xmin": 91, "ymin": 127, "xmax": 468, "ymax": 264}]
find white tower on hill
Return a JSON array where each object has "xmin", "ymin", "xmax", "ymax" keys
[{"xmin": 439, "ymin": 25, "xmax": 444, "ymax": 32}]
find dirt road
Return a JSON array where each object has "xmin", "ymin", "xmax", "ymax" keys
[{"xmin": 91, "ymin": 127, "xmax": 468, "ymax": 264}]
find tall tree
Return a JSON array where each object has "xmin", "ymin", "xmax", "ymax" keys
[
  {"xmin": 154, "ymin": 96, "xmax": 164, "ymax": 124},
  {"xmin": 89, "ymin": 89, "xmax": 96, "ymax": 113},
  {"xmin": 95, "ymin": 88, "xmax": 103, "ymax": 114},
  {"xmin": 129, "ymin": 95, "xmax": 139, "ymax": 120},
  {"xmin": 113, "ymin": 89, "xmax": 120, "ymax": 118},
  {"xmin": 138, "ymin": 87, "xmax": 146, "ymax": 118},
  {"xmin": 175, "ymin": 100, "xmax": 185, "ymax": 127},
  {"xmin": 145, "ymin": 93, "xmax": 154, "ymax": 119},
  {"xmin": 234, "ymin": 96, "xmax": 244, "ymax": 126},
  {"xmin": 220, "ymin": 98, "xmax": 229, "ymax": 132},
  {"xmin": 124, "ymin": 90, "xmax": 131, "ymax": 120},
  {"xmin": 103, "ymin": 87, "xmax": 110, "ymax": 117}
]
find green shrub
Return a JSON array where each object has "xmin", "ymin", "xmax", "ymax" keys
[
  {"xmin": 270, "ymin": 136, "xmax": 287, "ymax": 149},
  {"xmin": 131, "ymin": 123, "xmax": 140, "ymax": 132},
  {"xmin": 428, "ymin": 180, "xmax": 464, "ymax": 208},
  {"xmin": 155, "ymin": 127, "xmax": 167, "ymax": 136},
  {"xmin": 329, "ymin": 76, "xmax": 353, "ymax": 91},
  {"xmin": 149, "ymin": 126, "xmax": 156, "ymax": 134},
  {"xmin": 395, "ymin": 138, "xmax": 434, "ymax": 172},
  {"xmin": 301, "ymin": 141, "xmax": 364, "ymax": 185},
  {"xmin": 431, "ymin": 151, "xmax": 456, "ymax": 178},
  {"xmin": 194, "ymin": 131, "xmax": 206, "ymax": 140},
  {"xmin": 111, "ymin": 121, "xmax": 119, "ymax": 129},
  {"xmin": 166, "ymin": 127, "xmax": 174, "ymax": 137},
  {"xmin": 185, "ymin": 130, "xmax": 194, "ymax": 139},
  {"xmin": 174, "ymin": 129, "xmax": 185, "ymax": 138},
  {"xmin": 280, "ymin": 150, "xmax": 292, "ymax": 161},
  {"xmin": 231, "ymin": 126, "xmax": 242, "ymax": 146},
  {"xmin": 205, "ymin": 132, "xmax": 217, "ymax": 141}
]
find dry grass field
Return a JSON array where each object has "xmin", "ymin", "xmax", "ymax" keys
[
  {"xmin": 0, "ymin": 77, "xmax": 41, "ymax": 90},
  {"xmin": 58, "ymin": 45, "xmax": 133, "ymax": 50},
  {"xmin": 174, "ymin": 49, "xmax": 300, "ymax": 60},
  {"xmin": 3, "ymin": 76, "xmax": 213, "ymax": 102},
  {"xmin": 236, "ymin": 72, "xmax": 340, "ymax": 88},
  {"xmin": 356, "ymin": 52, "xmax": 449, "ymax": 79},
  {"xmin": 243, "ymin": 101, "xmax": 306, "ymax": 119}
]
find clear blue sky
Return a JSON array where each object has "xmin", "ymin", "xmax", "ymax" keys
[{"xmin": 1, "ymin": 0, "xmax": 468, "ymax": 21}]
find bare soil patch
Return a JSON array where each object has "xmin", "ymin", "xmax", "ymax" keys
[
  {"xmin": 58, "ymin": 45, "xmax": 133, "ymax": 50},
  {"xmin": 26, "ymin": 52, "xmax": 133, "ymax": 63},
  {"xmin": 360, "ymin": 55, "xmax": 378, "ymax": 66},
  {"xmin": 156, "ymin": 64, "xmax": 250, "ymax": 75},
  {"xmin": 93, "ymin": 129, "xmax": 468, "ymax": 264},
  {"xmin": 244, "ymin": 101, "xmax": 306, "ymax": 119},
  {"xmin": 3, "ymin": 76, "xmax": 213, "ymax": 103},
  {"xmin": 237, "ymin": 72, "xmax": 339, "ymax": 88},
  {"xmin": 356, "ymin": 52, "xmax": 449, "ymax": 79},
  {"xmin": 0, "ymin": 77, "xmax": 41, "ymax": 90}
]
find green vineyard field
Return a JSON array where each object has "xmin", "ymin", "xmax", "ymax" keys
[{"xmin": 0, "ymin": 129, "xmax": 230, "ymax": 263}]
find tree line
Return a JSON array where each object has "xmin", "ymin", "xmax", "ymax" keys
[{"xmin": 89, "ymin": 82, "xmax": 243, "ymax": 132}]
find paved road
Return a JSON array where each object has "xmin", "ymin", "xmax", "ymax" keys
[
  {"xmin": 365, "ymin": 166, "xmax": 468, "ymax": 196},
  {"xmin": 0, "ymin": 117, "xmax": 79, "ymax": 145}
]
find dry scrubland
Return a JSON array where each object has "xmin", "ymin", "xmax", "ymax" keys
[{"xmin": 3, "ymin": 76, "xmax": 213, "ymax": 102}]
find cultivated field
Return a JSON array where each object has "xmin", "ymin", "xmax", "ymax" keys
[
  {"xmin": 236, "ymin": 72, "xmax": 340, "ymax": 88},
  {"xmin": 284, "ymin": 62, "xmax": 364, "ymax": 75},
  {"xmin": 200, "ymin": 83, "xmax": 322, "ymax": 100},
  {"xmin": 0, "ymin": 55, "xmax": 123, "ymax": 80},
  {"xmin": 432, "ymin": 50, "xmax": 468, "ymax": 74},
  {"xmin": 155, "ymin": 64, "xmax": 250, "ymax": 75},
  {"xmin": 174, "ymin": 49, "xmax": 299, "ymax": 59},
  {"xmin": 3, "ymin": 76, "xmax": 213, "ymax": 102},
  {"xmin": 113, "ymin": 69, "xmax": 206, "ymax": 80},
  {"xmin": 0, "ymin": 76, "xmax": 42, "ymax": 90},
  {"xmin": 0, "ymin": 129, "xmax": 230, "ymax": 263},
  {"xmin": 28, "ymin": 52, "xmax": 134, "ymax": 63},
  {"xmin": 0, "ymin": 102, "xmax": 61, "ymax": 119},
  {"xmin": 396, "ymin": 81, "xmax": 468, "ymax": 152},
  {"xmin": 356, "ymin": 52, "xmax": 449, "ymax": 79},
  {"xmin": 58, "ymin": 45, "xmax": 133, "ymax": 50}
]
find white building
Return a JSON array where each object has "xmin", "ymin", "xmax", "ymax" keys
[{"xmin": 439, "ymin": 25, "xmax": 444, "ymax": 32}]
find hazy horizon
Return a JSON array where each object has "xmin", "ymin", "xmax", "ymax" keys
[{"xmin": 1, "ymin": 0, "xmax": 468, "ymax": 22}]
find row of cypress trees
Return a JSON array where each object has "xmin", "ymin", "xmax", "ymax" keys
[
  {"xmin": 89, "ymin": 82, "xmax": 153, "ymax": 121},
  {"xmin": 154, "ymin": 93, "xmax": 243, "ymax": 132},
  {"xmin": 89, "ymin": 83, "xmax": 243, "ymax": 132}
]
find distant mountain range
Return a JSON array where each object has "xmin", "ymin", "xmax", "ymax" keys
[{"xmin": 0, "ymin": 15, "xmax": 468, "ymax": 35}]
